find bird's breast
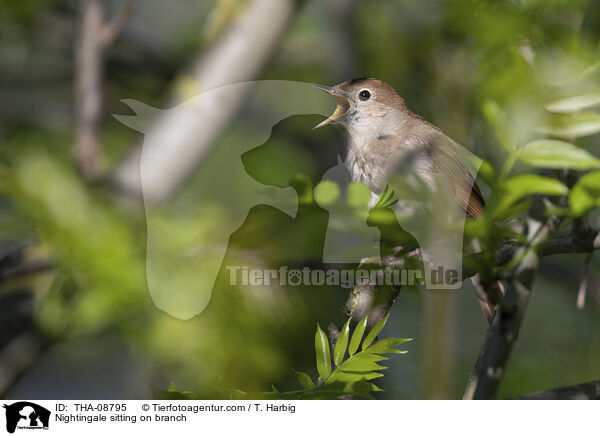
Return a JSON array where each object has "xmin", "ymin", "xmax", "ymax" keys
[
  {"xmin": 344, "ymin": 134, "xmax": 436, "ymax": 196},
  {"xmin": 344, "ymin": 141, "xmax": 387, "ymax": 194}
]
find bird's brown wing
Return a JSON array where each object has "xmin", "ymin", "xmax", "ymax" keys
[{"xmin": 426, "ymin": 134, "xmax": 485, "ymax": 219}]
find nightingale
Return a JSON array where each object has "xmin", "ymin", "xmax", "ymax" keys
[
  {"xmin": 313, "ymin": 78, "xmax": 484, "ymax": 218},
  {"xmin": 314, "ymin": 78, "xmax": 499, "ymax": 320}
]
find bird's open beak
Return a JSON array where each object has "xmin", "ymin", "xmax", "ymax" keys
[{"xmin": 313, "ymin": 84, "xmax": 351, "ymax": 130}]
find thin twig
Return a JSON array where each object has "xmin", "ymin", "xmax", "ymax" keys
[
  {"xmin": 112, "ymin": 0, "xmax": 307, "ymax": 202},
  {"xmin": 75, "ymin": 0, "xmax": 104, "ymax": 179},
  {"xmin": 76, "ymin": 0, "xmax": 137, "ymax": 180},
  {"xmin": 0, "ymin": 260, "xmax": 54, "ymax": 284}
]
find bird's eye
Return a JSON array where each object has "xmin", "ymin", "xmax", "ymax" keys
[{"xmin": 359, "ymin": 90, "xmax": 371, "ymax": 101}]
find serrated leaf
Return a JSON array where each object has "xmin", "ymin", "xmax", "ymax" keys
[
  {"xmin": 328, "ymin": 370, "xmax": 384, "ymax": 382},
  {"xmin": 264, "ymin": 383, "xmax": 347, "ymax": 400},
  {"xmin": 545, "ymin": 92, "xmax": 600, "ymax": 113},
  {"xmin": 314, "ymin": 323, "xmax": 331, "ymax": 381},
  {"xmin": 517, "ymin": 140, "xmax": 600, "ymax": 170},
  {"xmin": 350, "ymin": 381, "xmax": 384, "ymax": 399},
  {"xmin": 294, "ymin": 370, "xmax": 315, "ymax": 390},
  {"xmin": 380, "ymin": 348, "xmax": 408, "ymax": 354},
  {"xmin": 333, "ymin": 318, "xmax": 351, "ymax": 366},
  {"xmin": 569, "ymin": 170, "xmax": 600, "ymax": 216},
  {"xmin": 536, "ymin": 112, "xmax": 600, "ymax": 138},
  {"xmin": 338, "ymin": 359, "xmax": 387, "ymax": 372},
  {"xmin": 349, "ymin": 316, "xmax": 368, "ymax": 356},
  {"xmin": 276, "ymin": 323, "xmax": 412, "ymax": 400},
  {"xmin": 482, "ymin": 100, "xmax": 516, "ymax": 151},
  {"xmin": 345, "ymin": 352, "xmax": 389, "ymax": 362},
  {"xmin": 158, "ymin": 383, "xmax": 203, "ymax": 400},
  {"xmin": 366, "ymin": 337, "xmax": 413, "ymax": 354},
  {"xmin": 374, "ymin": 184, "xmax": 399, "ymax": 208},
  {"xmin": 266, "ymin": 380, "xmax": 382, "ymax": 400},
  {"xmin": 362, "ymin": 313, "xmax": 389, "ymax": 350},
  {"xmin": 336, "ymin": 352, "xmax": 388, "ymax": 373},
  {"xmin": 500, "ymin": 175, "xmax": 569, "ymax": 198}
]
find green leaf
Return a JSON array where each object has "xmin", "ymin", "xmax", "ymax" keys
[
  {"xmin": 327, "ymin": 370, "xmax": 384, "ymax": 382},
  {"xmin": 333, "ymin": 318, "xmax": 351, "ymax": 366},
  {"xmin": 349, "ymin": 316, "xmax": 368, "ymax": 356},
  {"xmin": 351, "ymin": 381, "xmax": 384, "ymax": 399},
  {"xmin": 500, "ymin": 175, "xmax": 569, "ymax": 198},
  {"xmin": 374, "ymin": 184, "xmax": 399, "ymax": 208},
  {"xmin": 315, "ymin": 323, "xmax": 331, "ymax": 381},
  {"xmin": 263, "ymin": 383, "xmax": 347, "ymax": 400},
  {"xmin": 156, "ymin": 383, "xmax": 247, "ymax": 400},
  {"xmin": 270, "ymin": 320, "xmax": 411, "ymax": 400},
  {"xmin": 362, "ymin": 313, "xmax": 389, "ymax": 351},
  {"xmin": 569, "ymin": 170, "xmax": 600, "ymax": 216},
  {"xmin": 366, "ymin": 337, "xmax": 412, "ymax": 354},
  {"xmin": 477, "ymin": 159, "xmax": 496, "ymax": 187},
  {"xmin": 482, "ymin": 100, "xmax": 516, "ymax": 151},
  {"xmin": 536, "ymin": 112, "xmax": 600, "ymax": 138},
  {"xmin": 494, "ymin": 198, "xmax": 531, "ymax": 222},
  {"xmin": 517, "ymin": 140, "xmax": 600, "ymax": 170},
  {"xmin": 329, "ymin": 352, "xmax": 391, "ymax": 383},
  {"xmin": 294, "ymin": 370, "xmax": 316, "ymax": 390},
  {"xmin": 545, "ymin": 92, "xmax": 600, "ymax": 113},
  {"xmin": 337, "ymin": 353, "xmax": 388, "ymax": 372}
]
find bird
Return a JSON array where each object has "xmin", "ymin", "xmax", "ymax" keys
[
  {"xmin": 313, "ymin": 78, "xmax": 484, "ymax": 218},
  {"xmin": 313, "ymin": 77, "xmax": 499, "ymax": 320}
]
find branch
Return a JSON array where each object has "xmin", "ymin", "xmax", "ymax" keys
[
  {"xmin": 510, "ymin": 379, "xmax": 600, "ymax": 400},
  {"xmin": 342, "ymin": 255, "xmax": 403, "ymax": 330},
  {"xmin": 100, "ymin": 0, "xmax": 138, "ymax": 48},
  {"xmin": 336, "ymin": 215, "xmax": 599, "ymax": 337},
  {"xmin": 463, "ymin": 218, "xmax": 552, "ymax": 399},
  {"xmin": 461, "ymin": 177, "xmax": 599, "ymax": 399},
  {"xmin": 75, "ymin": 0, "xmax": 104, "ymax": 180},
  {"xmin": 112, "ymin": 0, "xmax": 306, "ymax": 202},
  {"xmin": 540, "ymin": 230, "xmax": 600, "ymax": 256},
  {"xmin": 461, "ymin": 228, "xmax": 600, "ymax": 280},
  {"xmin": 0, "ymin": 260, "xmax": 54, "ymax": 284},
  {"xmin": 76, "ymin": 0, "xmax": 137, "ymax": 180}
]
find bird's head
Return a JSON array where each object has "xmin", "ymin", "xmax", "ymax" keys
[{"xmin": 313, "ymin": 78, "xmax": 408, "ymax": 132}]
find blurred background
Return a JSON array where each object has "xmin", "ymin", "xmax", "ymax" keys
[{"xmin": 0, "ymin": 0, "xmax": 599, "ymax": 400}]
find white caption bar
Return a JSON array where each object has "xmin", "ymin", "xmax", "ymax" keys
[{"xmin": 0, "ymin": 400, "xmax": 595, "ymax": 436}]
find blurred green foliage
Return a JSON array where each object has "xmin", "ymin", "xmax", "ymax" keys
[{"xmin": 160, "ymin": 315, "xmax": 411, "ymax": 399}]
